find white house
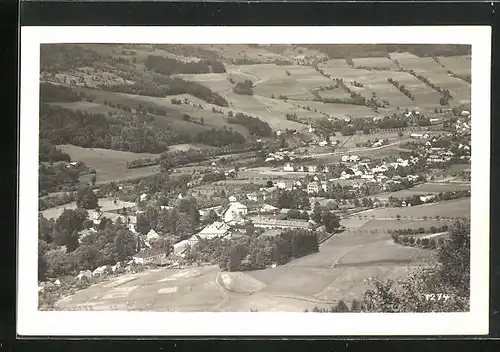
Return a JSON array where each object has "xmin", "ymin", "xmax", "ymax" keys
[
  {"xmin": 308, "ymin": 165, "xmax": 317, "ymax": 173},
  {"xmin": 139, "ymin": 193, "xmax": 148, "ymax": 202},
  {"xmin": 127, "ymin": 215, "xmax": 138, "ymax": 233},
  {"xmin": 187, "ymin": 234, "xmax": 201, "ymax": 246},
  {"xmin": 173, "ymin": 239, "xmax": 189, "ymax": 257},
  {"xmin": 318, "ymin": 141, "xmax": 328, "ymax": 147},
  {"xmin": 349, "ymin": 155, "xmax": 360, "ymax": 162},
  {"xmin": 90, "ymin": 210, "xmax": 103, "ymax": 225},
  {"xmin": 223, "ymin": 198, "xmax": 248, "ymax": 223},
  {"xmin": 420, "ymin": 195, "xmax": 436, "ymax": 203},
  {"xmin": 461, "ymin": 110, "xmax": 471, "ymax": 116},
  {"xmin": 276, "ymin": 180, "xmax": 292, "ymax": 190},
  {"xmin": 146, "ymin": 229, "xmax": 160, "ymax": 242},
  {"xmin": 410, "ymin": 133, "xmax": 423, "ymax": 139},
  {"xmin": 341, "ymin": 155, "xmax": 350, "ymax": 162},
  {"xmin": 283, "ymin": 163, "xmax": 294, "ymax": 172},
  {"xmin": 307, "ymin": 181, "xmax": 320, "ymax": 194},
  {"xmin": 132, "ymin": 249, "xmax": 167, "ymax": 265}
]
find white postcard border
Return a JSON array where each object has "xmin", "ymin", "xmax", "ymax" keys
[{"xmin": 18, "ymin": 26, "xmax": 491, "ymax": 336}]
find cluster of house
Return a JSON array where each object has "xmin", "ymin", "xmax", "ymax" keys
[
  {"xmin": 282, "ymin": 162, "xmax": 335, "ymax": 173},
  {"xmin": 185, "ymin": 195, "xmax": 318, "ymax": 248},
  {"xmin": 265, "ymin": 150, "xmax": 296, "ymax": 163},
  {"xmin": 424, "ymin": 137, "xmax": 471, "ymax": 165}
]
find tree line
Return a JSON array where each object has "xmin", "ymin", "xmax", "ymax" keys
[
  {"xmin": 185, "ymin": 228, "xmax": 319, "ymax": 271},
  {"xmin": 99, "ymin": 76, "xmax": 229, "ymax": 107},
  {"xmin": 227, "ymin": 111, "xmax": 272, "ymax": 137},
  {"xmin": 145, "ymin": 55, "xmax": 226, "ymax": 75}
]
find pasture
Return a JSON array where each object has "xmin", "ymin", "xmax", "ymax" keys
[
  {"xmin": 377, "ymin": 181, "xmax": 471, "ymax": 200},
  {"xmin": 57, "ymin": 144, "xmax": 161, "ymax": 184},
  {"xmin": 41, "ymin": 198, "xmax": 136, "ymax": 220},
  {"xmin": 361, "ymin": 198, "xmax": 470, "ymax": 220},
  {"xmin": 437, "ymin": 55, "xmax": 471, "ymax": 77},
  {"xmin": 352, "ymin": 57, "xmax": 399, "ymax": 70}
]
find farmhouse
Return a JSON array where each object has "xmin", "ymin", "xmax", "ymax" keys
[
  {"xmin": 410, "ymin": 133, "xmax": 423, "ymax": 139},
  {"xmin": 132, "ymin": 249, "xmax": 167, "ymax": 265}
]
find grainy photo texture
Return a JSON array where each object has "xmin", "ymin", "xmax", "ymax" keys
[{"xmin": 36, "ymin": 43, "xmax": 473, "ymax": 314}]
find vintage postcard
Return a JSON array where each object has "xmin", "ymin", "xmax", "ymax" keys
[{"xmin": 18, "ymin": 26, "xmax": 490, "ymax": 336}]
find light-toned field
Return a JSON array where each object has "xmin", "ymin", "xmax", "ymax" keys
[
  {"xmin": 352, "ymin": 57, "xmax": 399, "ymax": 70},
  {"xmin": 361, "ymin": 198, "xmax": 470, "ymax": 220},
  {"xmin": 41, "ymin": 198, "xmax": 136, "ymax": 220},
  {"xmin": 55, "ymin": 209, "xmax": 437, "ymax": 312},
  {"xmin": 201, "ymin": 44, "xmax": 291, "ymax": 63},
  {"xmin": 57, "ymin": 144, "xmax": 161, "ymax": 184},
  {"xmin": 437, "ymin": 55, "xmax": 471, "ymax": 76},
  {"xmin": 297, "ymin": 101, "xmax": 375, "ymax": 119},
  {"xmin": 317, "ymin": 88, "xmax": 352, "ymax": 100},
  {"xmin": 48, "ymin": 101, "xmax": 123, "ymax": 115},
  {"xmin": 376, "ymin": 181, "xmax": 471, "ymax": 200}
]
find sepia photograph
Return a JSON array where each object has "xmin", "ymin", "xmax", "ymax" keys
[{"xmin": 18, "ymin": 26, "xmax": 490, "ymax": 336}]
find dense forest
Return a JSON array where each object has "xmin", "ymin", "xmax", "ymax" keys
[
  {"xmin": 232, "ymin": 80, "xmax": 254, "ymax": 95},
  {"xmin": 303, "ymin": 44, "xmax": 471, "ymax": 59},
  {"xmin": 39, "ymin": 104, "xmax": 190, "ymax": 153},
  {"xmin": 145, "ymin": 55, "xmax": 226, "ymax": 75},
  {"xmin": 40, "ymin": 44, "xmax": 102, "ymax": 73},
  {"xmin": 194, "ymin": 127, "xmax": 246, "ymax": 147},
  {"xmin": 39, "ymin": 83, "xmax": 96, "ymax": 103},
  {"xmin": 184, "ymin": 229, "xmax": 319, "ymax": 271}
]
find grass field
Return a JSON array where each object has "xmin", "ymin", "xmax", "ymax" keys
[
  {"xmin": 362, "ymin": 198, "xmax": 470, "ymax": 219},
  {"xmin": 298, "ymin": 101, "xmax": 375, "ymax": 119},
  {"xmin": 376, "ymin": 181, "xmax": 471, "ymax": 200},
  {"xmin": 437, "ymin": 55, "xmax": 471, "ymax": 77},
  {"xmin": 41, "ymin": 198, "xmax": 136, "ymax": 220},
  {"xmin": 57, "ymin": 144, "xmax": 161, "ymax": 184},
  {"xmin": 352, "ymin": 57, "xmax": 399, "ymax": 70}
]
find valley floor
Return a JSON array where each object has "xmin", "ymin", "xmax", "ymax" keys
[{"xmin": 54, "ymin": 215, "xmax": 435, "ymax": 312}]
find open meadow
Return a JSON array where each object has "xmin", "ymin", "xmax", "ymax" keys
[{"xmin": 57, "ymin": 144, "xmax": 161, "ymax": 184}]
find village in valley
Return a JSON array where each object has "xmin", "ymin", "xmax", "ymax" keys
[{"xmin": 37, "ymin": 44, "xmax": 471, "ymax": 313}]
